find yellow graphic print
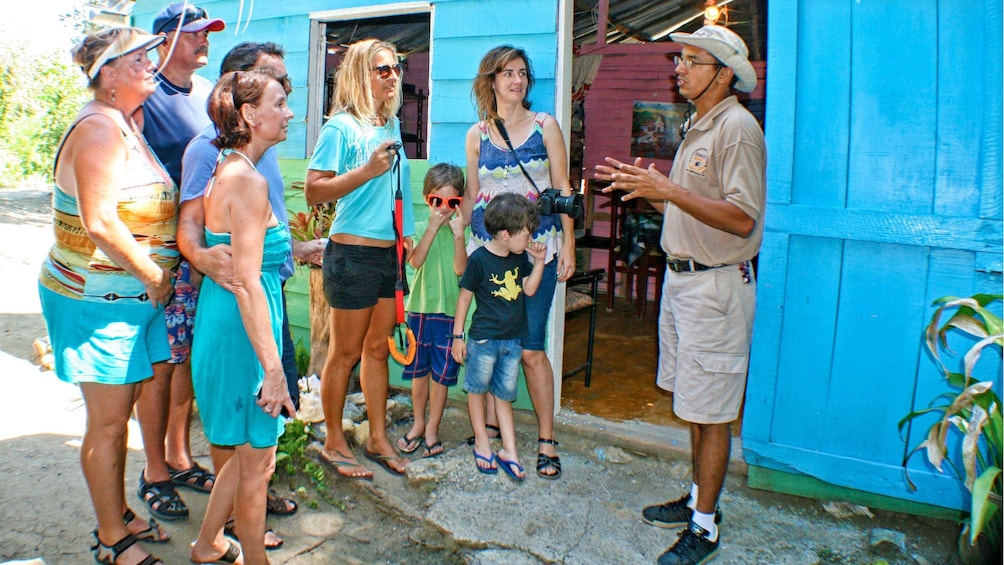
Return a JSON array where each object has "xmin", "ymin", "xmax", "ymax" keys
[{"xmin": 490, "ymin": 268, "xmax": 522, "ymax": 301}]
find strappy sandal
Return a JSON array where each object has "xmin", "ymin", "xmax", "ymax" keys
[
  {"xmin": 91, "ymin": 531, "xmax": 163, "ymax": 565},
  {"xmin": 123, "ymin": 508, "xmax": 169, "ymax": 543},
  {"xmin": 536, "ymin": 438, "xmax": 562, "ymax": 480},
  {"xmin": 138, "ymin": 471, "xmax": 189, "ymax": 521},
  {"xmin": 168, "ymin": 462, "xmax": 215, "ymax": 493},
  {"xmin": 191, "ymin": 540, "xmax": 241, "ymax": 564},
  {"xmin": 464, "ymin": 424, "xmax": 501, "ymax": 446},
  {"xmin": 266, "ymin": 488, "xmax": 298, "ymax": 516},
  {"xmin": 224, "ymin": 518, "xmax": 283, "ymax": 550}
]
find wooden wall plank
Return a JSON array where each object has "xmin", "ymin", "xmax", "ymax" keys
[
  {"xmin": 791, "ymin": 0, "xmax": 849, "ymax": 208},
  {"xmin": 846, "ymin": 2, "xmax": 937, "ymax": 214},
  {"xmin": 434, "ymin": 0, "xmax": 556, "ymax": 38},
  {"xmin": 743, "ymin": 439, "xmax": 969, "ymax": 510},
  {"xmin": 769, "ymin": 236, "xmax": 842, "ymax": 448},
  {"xmin": 978, "ymin": 0, "xmax": 1003, "ymax": 220},
  {"xmin": 743, "ymin": 230, "xmax": 790, "ymax": 443},
  {"xmin": 825, "ymin": 241, "xmax": 930, "ymax": 464},
  {"xmin": 763, "ymin": 0, "xmax": 798, "ymax": 205},
  {"xmin": 768, "ymin": 204, "xmax": 1002, "ymax": 254},
  {"xmin": 933, "ymin": 4, "xmax": 983, "ymax": 217}
]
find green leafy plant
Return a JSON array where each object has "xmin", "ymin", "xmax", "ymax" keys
[
  {"xmin": 287, "ymin": 180, "xmax": 336, "ymax": 267},
  {"xmin": 294, "ymin": 338, "xmax": 310, "ymax": 380},
  {"xmin": 900, "ymin": 293, "xmax": 1002, "ymax": 559}
]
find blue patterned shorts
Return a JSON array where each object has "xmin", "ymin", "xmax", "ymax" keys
[{"xmin": 165, "ymin": 261, "xmax": 199, "ymax": 364}]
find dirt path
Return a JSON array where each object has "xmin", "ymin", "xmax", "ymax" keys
[{"xmin": 0, "ymin": 185, "xmax": 963, "ymax": 564}]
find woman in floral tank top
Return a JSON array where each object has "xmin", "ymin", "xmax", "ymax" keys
[{"xmin": 462, "ymin": 45, "xmax": 576, "ymax": 480}]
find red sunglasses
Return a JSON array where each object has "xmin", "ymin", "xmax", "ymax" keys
[{"xmin": 425, "ymin": 194, "xmax": 463, "ymax": 210}]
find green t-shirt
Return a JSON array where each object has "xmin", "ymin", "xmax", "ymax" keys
[{"xmin": 405, "ymin": 219, "xmax": 463, "ymax": 317}]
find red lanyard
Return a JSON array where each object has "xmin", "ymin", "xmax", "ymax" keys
[{"xmin": 388, "ymin": 154, "xmax": 415, "ymax": 365}]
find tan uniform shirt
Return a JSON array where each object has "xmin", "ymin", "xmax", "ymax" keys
[{"xmin": 661, "ymin": 96, "xmax": 766, "ymax": 266}]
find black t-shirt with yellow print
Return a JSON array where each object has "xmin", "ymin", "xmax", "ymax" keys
[{"xmin": 459, "ymin": 246, "xmax": 533, "ymax": 340}]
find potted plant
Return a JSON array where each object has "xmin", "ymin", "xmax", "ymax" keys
[
  {"xmin": 899, "ymin": 293, "xmax": 1002, "ymax": 564},
  {"xmin": 288, "ymin": 184, "xmax": 336, "ymax": 378}
]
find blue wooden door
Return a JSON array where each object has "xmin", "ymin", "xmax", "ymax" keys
[{"xmin": 744, "ymin": 0, "xmax": 1003, "ymax": 511}]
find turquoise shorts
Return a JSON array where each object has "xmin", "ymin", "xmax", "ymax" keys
[{"xmin": 39, "ymin": 283, "xmax": 170, "ymax": 385}]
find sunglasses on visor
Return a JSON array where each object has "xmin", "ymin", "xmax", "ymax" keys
[
  {"xmin": 425, "ymin": 194, "xmax": 463, "ymax": 210},
  {"xmin": 371, "ymin": 64, "xmax": 402, "ymax": 80}
]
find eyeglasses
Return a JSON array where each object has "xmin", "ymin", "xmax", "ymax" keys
[
  {"xmin": 425, "ymin": 194, "xmax": 463, "ymax": 210},
  {"xmin": 371, "ymin": 64, "xmax": 402, "ymax": 80},
  {"xmin": 673, "ymin": 55, "xmax": 722, "ymax": 70}
]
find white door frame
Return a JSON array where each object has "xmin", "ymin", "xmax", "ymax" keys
[{"xmin": 306, "ymin": 2, "xmax": 433, "ymax": 158}]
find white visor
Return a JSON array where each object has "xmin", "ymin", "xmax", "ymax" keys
[{"xmin": 86, "ymin": 33, "xmax": 165, "ymax": 80}]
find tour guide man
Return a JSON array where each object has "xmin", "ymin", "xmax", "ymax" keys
[{"xmin": 594, "ymin": 24, "xmax": 765, "ymax": 565}]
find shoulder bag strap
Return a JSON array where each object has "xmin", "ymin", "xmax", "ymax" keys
[{"xmin": 494, "ymin": 119, "xmax": 542, "ymax": 197}]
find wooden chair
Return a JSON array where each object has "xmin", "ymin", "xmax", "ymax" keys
[
  {"xmin": 562, "ymin": 269, "xmax": 604, "ymax": 387},
  {"xmin": 607, "ymin": 197, "xmax": 665, "ymax": 318}
]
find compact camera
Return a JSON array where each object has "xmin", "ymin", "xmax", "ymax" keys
[{"xmin": 536, "ymin": 188, "xmax": 583, "ymax": 219}]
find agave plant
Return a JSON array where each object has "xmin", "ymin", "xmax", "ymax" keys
[{"xmin": 900, "ymin": 293, "xmax": 1002, "ymax": 558}]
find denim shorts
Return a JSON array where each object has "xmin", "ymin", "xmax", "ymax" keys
[
  {"xmin": 462, "ymin": 338, "xmax": 522, "ymax": 402},
  {"xmin": 523, "ymin": 260, "xmax": 557, "ymax": 351},
  {"xmin": 322, "ymin": 241, "xmax": 407, "ymax": 310}
]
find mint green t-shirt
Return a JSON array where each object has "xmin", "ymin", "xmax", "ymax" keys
[{"xmin": 406, "ymin": 219, "xmax": 463, "ymax": 316}]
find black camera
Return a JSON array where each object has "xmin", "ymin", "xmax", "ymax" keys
[{"xmin": 536, "ymin": 188, "xmax": 583, "ymax": 219}]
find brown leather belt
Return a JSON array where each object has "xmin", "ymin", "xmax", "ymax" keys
[{"xmin": 666, "ymin": 258, "xmax": 713, "ymax": 272}]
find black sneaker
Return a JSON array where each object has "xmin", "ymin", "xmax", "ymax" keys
[
  {"xmin": 642, "ymin": 495, "xmax": 722, "ymax": 529},
  {"xmin": 657, "ymin": 521, "xmax": 719, "ymax": 565}
]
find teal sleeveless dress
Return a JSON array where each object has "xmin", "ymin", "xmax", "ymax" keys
[{"xmin": 192, "ymin": 223, "xmax": 290, "ymax": 448}]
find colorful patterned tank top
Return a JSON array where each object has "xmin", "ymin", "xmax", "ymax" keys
[
  {"xmin": 39, "ymin": 114, "xmax": 179, "ymax": 303},
  {"xmin": 468, "ymin": 112, "xmax": 563, "ymax": 262}
]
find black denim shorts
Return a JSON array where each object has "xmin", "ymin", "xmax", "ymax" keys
[{"xmin": 322, "ymin": 241, "xmax": 408, "ymax": 310}]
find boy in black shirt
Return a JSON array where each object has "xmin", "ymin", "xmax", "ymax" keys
[{"xmin": 453, "ymin": 193, "xmax": 546, "ymax": 482}]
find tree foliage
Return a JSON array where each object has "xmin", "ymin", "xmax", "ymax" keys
[{"xmin": 0, "ymin": 40, "xmax": 87, "ymax": 187}]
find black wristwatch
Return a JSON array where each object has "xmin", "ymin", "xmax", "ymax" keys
[{"xmin": 449, "ymin": 333, "xmax": 466, "ymax": 340}]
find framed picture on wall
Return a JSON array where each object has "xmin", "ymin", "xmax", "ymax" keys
[{"xmin": 630, "ymin": 101, "xmax": 689, "ymax": 161}]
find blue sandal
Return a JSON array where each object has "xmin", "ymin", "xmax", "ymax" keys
[
  {"xmin": 472, "ymin": 448, "xmax": 497, "ymax": 474},
  {"xmin": 497, "ymin": 453, "xmax": 525, "ymax": 482}
]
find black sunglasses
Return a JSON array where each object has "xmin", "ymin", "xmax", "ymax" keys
[
  {"xmin": 158, "ymin": 7, "xmax": 208, "ymax": 33},
  {"xmin": 371, "ymin": 64, "xmax": 402, "ymax": 80}
]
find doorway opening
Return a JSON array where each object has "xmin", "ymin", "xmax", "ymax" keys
[
  {"xmin": 560, "ymin": 0, "xmax": 766, "ymax": 430},
  {"xmin": 306, "ymin": 6, "xmax": 431, "ymax": 160}
]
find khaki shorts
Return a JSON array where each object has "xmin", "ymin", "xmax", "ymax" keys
[{"xmin": 657, "ymin": 262, "xmax": 756, "ymax": 424}]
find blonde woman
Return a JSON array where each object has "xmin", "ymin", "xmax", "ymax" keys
[
  {"xmin": 305, "ymin": 39, "xmax": 414, "ymax": 478},
  {"xmin": 38, "ymin": 26, "xmax": 175, "ymax": 565}
]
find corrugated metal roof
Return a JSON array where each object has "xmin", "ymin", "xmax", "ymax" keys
[{"xmin": 573, "ymin": 0, "xmax": 765, "ymax": 60}]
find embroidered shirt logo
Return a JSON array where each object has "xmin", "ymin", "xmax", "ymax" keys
[
  {"xmin": 489, "ymin": 268, "xmax": 522, "ymax": 301},
  {"xmin": 687, "ymin": 148, "xmax": 709, "ymax": 176}
]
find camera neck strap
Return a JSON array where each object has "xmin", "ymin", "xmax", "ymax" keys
[{"xmin": 494, "ymin": 118, "xmax": 542, "ymax": 197}]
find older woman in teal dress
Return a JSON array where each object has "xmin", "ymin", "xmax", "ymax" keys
[{"xmin": 187, "ymin": 67, "xmax": 294, "ymax": 565}]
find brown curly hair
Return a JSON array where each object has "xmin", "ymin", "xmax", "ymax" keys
[{"xmin": 209, "ymin": 67, "xmax": 290, "ymax": 149}]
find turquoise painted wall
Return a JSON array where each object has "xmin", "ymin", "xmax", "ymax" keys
[
  {"xmin": 131, "ymin": 0, "xmax": 561, "ymax": 165},
  {"xmin": 744, "ymin": 0, "xmax": 1002, "ymax": 512}
]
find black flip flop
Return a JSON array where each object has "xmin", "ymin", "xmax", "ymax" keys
[
  {"xmin": 422, "ymin": 441, "xmax": 444, "ymax": 458},
  {"xmin": 397, "ymin": 432, "xmax": 423, "ymax": 454},
  {"xmin": 363, "ymin": 449, "xmax": 407, "ymax": 475}
]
